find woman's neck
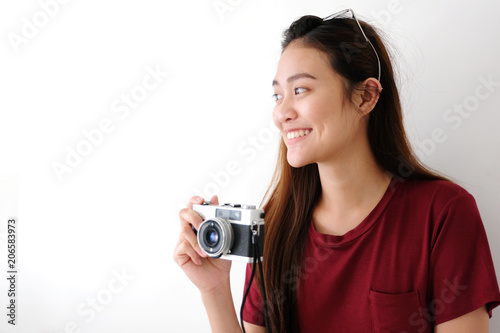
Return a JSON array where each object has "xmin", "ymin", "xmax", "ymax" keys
[{"xmin": 313, "ymin": 144, "xmax": 392, "ymax": 236}]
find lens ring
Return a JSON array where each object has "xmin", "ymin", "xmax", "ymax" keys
[{"xmin": 197, "ymin": 218, "xmax": 233, "ymax": 258}]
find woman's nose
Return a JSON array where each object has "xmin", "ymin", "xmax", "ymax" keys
[{"xmin": 274, "ymin": 97, "xmax": 298, "ymax": 124}]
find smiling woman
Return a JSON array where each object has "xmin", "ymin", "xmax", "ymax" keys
[
  {"xmin": 174, "ymin": 8, "xmax": 500, "ymax": 333},
  {"xmin": 271, "ymin": 44, "xmax": 381, "ymax": 170},
  {"xmin": 241, "ymin": 9, "xmax": 500, "ymax": 333}
]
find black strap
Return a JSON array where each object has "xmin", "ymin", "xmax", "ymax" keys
[{"xmin": 240, "ymin": 230, "xmax": 270, "ymax": 333}]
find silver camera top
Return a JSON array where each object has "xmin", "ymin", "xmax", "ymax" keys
[{"xmin": 194, "ymin": 202, "xmax": 265, "ymax": 226}]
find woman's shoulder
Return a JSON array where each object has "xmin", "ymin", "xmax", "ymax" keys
[
  {"xmin": 394, "ymin": 177, "xmax": 476, "ymax": 208},
  {"xmin": 392, "ymin": 178, "xmax": 483, "ymax": 239},
  {"xmin": 397, "ymin": 177, "xmax": 468, "ymax": 196}
]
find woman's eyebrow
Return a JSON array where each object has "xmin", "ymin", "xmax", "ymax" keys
[{"xmin": 272, "ymin": 72, "xmax": 317, "ymax": 86}]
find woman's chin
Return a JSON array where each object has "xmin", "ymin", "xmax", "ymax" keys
[{"xmin": 287, "ymin": 155, "xmax": 312, "ymax": 168}]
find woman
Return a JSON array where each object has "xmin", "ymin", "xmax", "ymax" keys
[{"xmin": 174, "ymin": 9, "xmax": 500, "ymax": 333}]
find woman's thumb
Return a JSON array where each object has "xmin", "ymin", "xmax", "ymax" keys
[{"xmin": 210, "ymin": 195, "xmax": 219, "ymax": 205}]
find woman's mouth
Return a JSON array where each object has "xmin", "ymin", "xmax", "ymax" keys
[{"xmin": 286, "ymin": 129, "xmax": 311, "ymax": 140}]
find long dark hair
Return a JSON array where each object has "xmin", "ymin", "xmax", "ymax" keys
[{"xmin": 257, "ymin": 14, "xmax": 447, "ymax": 333}]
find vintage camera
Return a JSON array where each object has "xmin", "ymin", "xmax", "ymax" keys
[{"xmin": 192, "ymin": 202, "xmax": 265, "ymax": 263}]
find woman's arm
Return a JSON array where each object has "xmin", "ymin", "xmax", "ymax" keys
[
  {"xmin": 201, "ymin": 282, "xmax": 267, "ymax": 333},
  {"xmin": 434, "ymin": 306, "xmax": 489, "ymax": 333},
  {"xmin": 200, "ymin": 282, "xmax": 242, "ymax": 333}
]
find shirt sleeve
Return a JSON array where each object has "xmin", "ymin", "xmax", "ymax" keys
[
  {"xmin": 429, "ymin": 189, "xmax": 500, "ymax": 325},
  {"xmin": 242, "ymin": 263, "xmax": 266, "ymax": 326}
]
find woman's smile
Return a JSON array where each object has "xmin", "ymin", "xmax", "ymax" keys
[{"xmin": 285, "ymin": 128, "xmax": 312, "ymax": 143}]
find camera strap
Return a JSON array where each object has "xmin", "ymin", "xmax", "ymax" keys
[{"xmin": 240, "ymin": 224, "xmax": 270, "ymax": 333}]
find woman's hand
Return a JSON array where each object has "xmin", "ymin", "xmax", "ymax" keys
[{"xmin": 173, "ymin": 195, "xmax": 232, "ymax": 293}]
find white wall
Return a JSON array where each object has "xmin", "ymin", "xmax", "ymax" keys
[{"xmin": 0, "ymin": 0, "xmax": 499, "ymax": 332}]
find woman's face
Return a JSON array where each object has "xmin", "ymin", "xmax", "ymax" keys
[{"xmin": 272, "ymin": 41, "xmax": 367, "ymax": 168}]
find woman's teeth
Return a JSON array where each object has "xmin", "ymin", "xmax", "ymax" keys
[{"xmin": 287, "ymin": 129, "xmax": 310, "ymax": 139}]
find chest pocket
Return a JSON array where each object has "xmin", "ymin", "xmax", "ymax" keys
[{"xmin": 369, "ymin": 290, "xmax": 428, "ymax": 333}]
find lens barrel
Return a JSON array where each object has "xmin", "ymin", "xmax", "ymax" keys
[{"xmin": 197, "ymin": 218, "xmax": 233, "ymax": 258}]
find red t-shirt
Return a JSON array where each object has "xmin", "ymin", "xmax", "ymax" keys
[{"xmin": 242, "ymin": 178, "xmax": 500, "ymax": 332}]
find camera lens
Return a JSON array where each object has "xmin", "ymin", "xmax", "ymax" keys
[
  {"xmin": 197, "ymin": 218, "xmax": 233, "ymax": 258},
  {"xmin": 205, "ymin": 228, "xmax": 219, "ymax": 246}
]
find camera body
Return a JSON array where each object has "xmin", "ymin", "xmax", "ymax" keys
[{"xmin": 193, "ymin": 202, "xmax": 265, "ymax": 263}]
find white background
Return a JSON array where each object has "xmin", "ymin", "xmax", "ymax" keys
[{"xmin": 0, "ymin": 0, "xmax": 499, "ymax": 332}]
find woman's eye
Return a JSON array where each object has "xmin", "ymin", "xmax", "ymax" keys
[
  {"xmin": 271, "ymin": 93, "xmax": 283, "ymax": 102},
  {"xmin": 294, "ymin": 87, "xmax": 307, "ymax": 95}
]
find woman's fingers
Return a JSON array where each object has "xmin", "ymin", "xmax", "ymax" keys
[
  {"xmin": 179, "ymin": 206, "xmax": 203, "ymax": 229},
  {"xmin": 187, "ymin": 196, "xmax": 205, "ymax": 210},
  {"xmin": 210, "ymin": 195, "xmax": 219, "ymax": 205},
  {"xmin": 180, "ymin": 195, "xmax": 220, "ymax": 230},
  {"xmin": 180, "ymin": 223, "xmax": 207, "ymax": 258},
  {"xmin": 174, "ymin": 239, "xmax": 202, "ymax": 267},
  {"xmin": 175, "ymin": 195, "xmax": 218, "ymax": 269}
]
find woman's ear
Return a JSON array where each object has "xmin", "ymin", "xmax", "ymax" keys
[{"xmin": 357, "ymin": 77, "xmax": 382, "ymax": 115}]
